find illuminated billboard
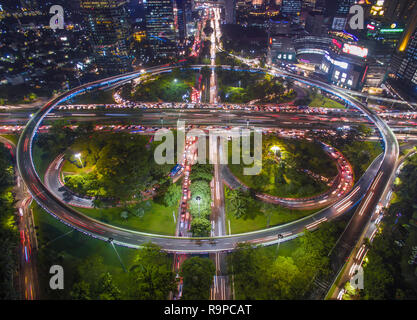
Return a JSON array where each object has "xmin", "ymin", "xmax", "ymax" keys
[
  {"xmin": 342, "ymin": 44, "xmax": 368, "ymax": 58},
  {"xmin": 380, "ymin": 28, "xmax": 404, "ymax": 33},
  {"xmin": 332, "ymin": 39, "xmax": 342, "ymax": 49}
]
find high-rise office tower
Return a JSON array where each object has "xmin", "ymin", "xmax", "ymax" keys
[
  {"xmin": 302, "ymin": 0, "xmax": 316, "ymax": 10},
  {"xmin": 19, "ymin": 0, "xmax": 39, "ymax": 10},
  {"xmin": 326, "ymin": 0, "xmax": 354, "ymax": 31},
  {"xmin": 335, "ymin": 0, "xmax": 354, "ymax": 15},
  {"xmin": 303, "ymin": 0, "xmax": 325, "ymax": 13},
  {"xmin": 175, "ymin": 0, "xmax": 192, "ymax": 41},
  {"xmin": 145, "ymin": 0, "xmax": 177, "ymax": 58},
  {"xmin": 325, "ymin": 0, "xmax": 354, "ymax": 16},
  {"xmin": 80, "ymin": 0, "xmax": 132, "ymax": 76},
  {"xmin": 389, "ymin": 5, "xmax": 417, "ymax": 96},
  {"xmin": 175, "ymin": 0, "xmax": 186, "ymax": 41},
  {"xmin": 281, "ymin": 0, "xmax": 301, "ymax": 16},
  {"xmin": 225, "ymin": 0, "xmax": 236, "ymax": 24},
  {"xmin": 385, "ymin": 0, "xmax": 417, "ymax": 25}
]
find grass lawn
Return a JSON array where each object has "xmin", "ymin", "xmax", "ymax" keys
[
  {"xmin": 128, "ymin": 69, "xmax": 196, "ymax": 102},
  {"xmin": 75, "ymin": 201, "xmax": 177, "ymax": 236},
  {"xmin": 226, "ymin": 206, "xmax": 318, "ymax": 234},
  {"xmin": 62, "ymin": 158, "xmax": 94, "ymax": 175},
  {"xmin": 310, "ymin": 95, "xmax": 345, "ymax": 109},
  {"xmin": 256, "ymin": 239, "xmax": 300, "ymax": 259},
  {"xmin": 67, "ymin": 90, "xmax": 115, "ymax": 105},
  {"xmin": 32, "ymin": 145, "xmax": 59, "ymax": 181}
]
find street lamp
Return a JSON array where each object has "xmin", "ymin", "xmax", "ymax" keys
[
  {"xmin": 270, "ymin": 146, "xmax": 280, "ymax": 156},
  {"xmin": 276, "ymin": 234, "xmax": 283, "ymax": 254},
  {"xmin": 108, "ymin": 238, "xmax": 127, "ymax": 273},
  {"xmin": 196, "ymin": 196, "xmax": 201, "ymax": 217},
  {"xmin": 75, "ymin": 153, "xmax": 83, "ymax": 168}
]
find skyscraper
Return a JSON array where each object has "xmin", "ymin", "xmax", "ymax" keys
[
  {"xmin": 225, "ymin": 0, "xmax": 237, "ymax": 24},
  {"xmin": 175, "ymin": 0, "xmax": 186, "ymax": 42},
  {"xmin": 19, "ymin": 0, "xmax": 39, "ymax": 10},
  {"xmin": 145, "ymin": 0, "xmax": 177, "ymax": 58},
  {"xmin": 327, "ymin": 0, "xmax": 354, "ymax": 31},
  {"xmin": 281, "ymin": 0, "xmax": 301, "ymax": 16},
  {"xmin": 385, "ymin": 0, "xmax": 417, "ymax": 26},
  {"xmin": 175, "ymin": 0, "xmax": 192, "ymax": 41},
  {"xmin": 80, "ymin": 0, "xmax": 132, "ymax": 76},
  {"xmin": 303, "ymin": 0, "xmax": 326, "ymax": 13},
  {"xmin": 389, "ymin": 5, "xmax": 417, "ymax": 96},
  {"xmin": 335, "ymin": 0, "xmax": 354, "ymax": 15},
  {"xmin": 324, "ymin": 0, "xmax": 354, "ymax": 16}
]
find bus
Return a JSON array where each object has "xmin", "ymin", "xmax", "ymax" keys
[{"xmin": 170, "ymin": 164, "xmax": 183, "ymax": 177}]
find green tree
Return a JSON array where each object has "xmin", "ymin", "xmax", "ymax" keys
[
  {"xmin": 190, "ymin": 218, "xmax": 211, "ymax": 237},
  {"xmin": 164, "ymin": 183, "xmax": 182, "ymax": 207},
  {"xmin": 70, "ymin": 281, "xmax": 91, "ymax": 300},
  {"xmin": 127, "ymin": 243, "xmax": 177, "ymax": 300},
  {"xmin": 226, "ymin": 187, "xmax": 251, "ymax": 219},
  {"xmin": 98, "ymin": 272, "xmax": 121, "ymax": 300},
  {"xmin": 227, "ymin": 243, "xmax": 270, "ymax": 299},
  {"xmin": 180, "ymin": 257, "xmax": 215, "ymax": 300},
  {"xmin": 269, "ymin": 256, "xmax": 304, "ymax": 299},
  {"xmin": 189, "ymin": 164, "xmax": 213, "ymax": 182},
  {"xmin": 76, "ymin": 254, "xmax": 106, "ymax": 295}
]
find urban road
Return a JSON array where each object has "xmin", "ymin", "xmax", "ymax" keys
[{"xmin": 16, "ymin": 64, "xmax": 399, "ymax": 257}]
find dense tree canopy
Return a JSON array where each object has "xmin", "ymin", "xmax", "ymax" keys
[
  {"xmin": 71, "ymin": 243, "xmax": 176, "ymax": 300},
  {"xmin": 63, "ymin": 132, "xmax": 173, "ymax": 203},
  {"xmin": 126, "ymin": 243, "xmax": 177, "ymax": 300},
  {"xmin": 180, "ymin": 257, "xmax": 215, "ymax": 300},
  {"xmin": 0, "ymin": 144, "xmax": 18, "ymax": 300},
  {"xmin": 228, "ymin": 222, "xmax": 343, "ymax": 299},
  {"xmin": 361, "ymin": 153, "xmax": 417, "ymax": 300},
  {"xmin": 190, "ymin": 218, "xmax": 212, "ymax": 237}
]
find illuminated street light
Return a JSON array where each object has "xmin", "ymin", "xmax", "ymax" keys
[
  {"xmin": 270, "ymin": 146, "xmax": 280, "ymax": 156},
  {"xmin": 196, "ymin": 196, "xmax": 201, "ymax": 217},
  {"xmin": 75, "ymin": 153, "xmax": 83, "ymax": 168},
  {"xmin": 276, "ymin": 234, "xmax": 283, "ymax": 255}
]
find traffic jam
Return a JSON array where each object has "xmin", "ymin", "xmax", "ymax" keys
[{"xmin": 172, "ymin": 135, "xmax": 198, "ymax": 299}]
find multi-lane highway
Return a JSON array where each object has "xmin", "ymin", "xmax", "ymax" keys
[{"xmin": 15, "ymin": 64, "xmax": 398, "ymax": 254}]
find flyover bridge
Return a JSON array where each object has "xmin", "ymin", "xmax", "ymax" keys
[{"xmin": 16, "ymin": 64, "xmax": 398, "ymax": 254}]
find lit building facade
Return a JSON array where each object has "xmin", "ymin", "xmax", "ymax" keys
[
  {"xmin": 281, "ymin": 0, "xmax": 301, "ymax": 16},
  {"xmin": 145, "ymin": 0, "xmax": 177, "ymax": 58},
  {"xmin": 390, "ymin": 19, "xmax": 417, "ymax": 96},
  {"xmin": 80, "ymin": 0, "xmax": 132, "ymax": 76}
]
